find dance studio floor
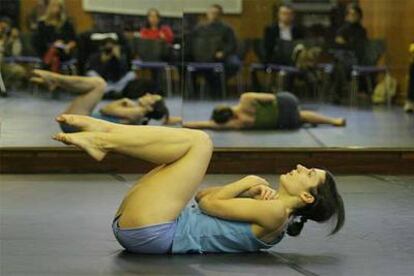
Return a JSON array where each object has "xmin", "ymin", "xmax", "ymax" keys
[
  {"xmin": 1, "ymin": 173, "xmax": 413, "ymax": 275},
  {"xmin": 1, "ymin": 91, "xmax": 414, "ymax": 148}
]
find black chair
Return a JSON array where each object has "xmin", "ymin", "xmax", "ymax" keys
[
  {"xmin": 130, "ymin": 37, "xmax": 176, "ymax": 96},
  {"xmin": 350, "ymin": 39, "xmax": 389, "ymax": 106},
  {"xmin": 249, "ymin": 38, "xmax": 300, "ymax": 93}
]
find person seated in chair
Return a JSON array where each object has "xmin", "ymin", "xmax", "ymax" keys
[
  {"xmin": 189, "ymin": 4, "xmax": 241, "ymax": 97},
  {"xmin": 86, "ymin": 37, "xmax": 135, "ymax": 99},
  {"xmin": 140, "ymin": 8, "xmax": 174, "ymax": 45},
  {"xmin": 263, "ymin": 4, "xmax": 305, "ymax": 65},
  {"xmin": 183, "ymin": 92, "xmax": 345, "ymax": 130},
  {"xmin": 0, "ymin": 16, "xmax": 27, "ymax": 95},
  {"xmin": 33, "ymin": 0, "xmax": 77, "ymax": 73}
]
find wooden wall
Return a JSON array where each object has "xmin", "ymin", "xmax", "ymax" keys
[
  {"xmin": 360, "ymin": 0, "xmax": 413, "ymax": 101},
  {"xmin": 19, "ymin": 0, "xmax": 94, "ymax": 33}
]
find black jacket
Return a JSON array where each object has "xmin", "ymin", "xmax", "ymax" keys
[
  {"xmin": 263, "ymin": 24, "xmax": 305, "ymax": 63},
  {"xmin": 34, "ymin": 19, "xmax": 77, "ymax": 57},
  {"xmin": 189, "ymin": 21, "xmax": 237, "ymax": 62}
]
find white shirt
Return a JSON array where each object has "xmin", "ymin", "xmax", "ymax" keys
[{"xmin": 278, "ymin": 23, "xmax": 293, "ymax": 41}]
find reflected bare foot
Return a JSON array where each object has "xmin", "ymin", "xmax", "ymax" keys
[
  {"xmin": 56, "ymin": 114, "xmax": 116, "ymax": 133},
  {"xmin": 333, "ymin": 118, "xmax": 346, "ymax": 127},
  {"xmin": 30, "ymin": 69, "xmax": 60, "ymax": 91},
  {"xmin": 53, "ymin": 132, "xmax": 107, "ymax": 161}
]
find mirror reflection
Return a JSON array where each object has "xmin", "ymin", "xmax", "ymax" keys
[
  {"xmin": 1, "ymin": 0, "xmax": 413, "ymax": 148},
  {"xmin": 0, "ymin": 0, "xmax": 183, "ymax": 147},
  {"xmin": 181, "ymin": 0, "xmax": 414, "ymax": 148}
]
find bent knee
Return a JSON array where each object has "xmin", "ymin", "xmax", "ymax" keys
[
  {"xmin": 191, "ymin": 130, "xmax": 213, "ymax": 153},
  {"xmin": 91, "ymin": 76, "xmax": 107, "ymax": 90}
]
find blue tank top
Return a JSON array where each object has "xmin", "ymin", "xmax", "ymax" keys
[{"xmin": 172, "ymin": 205, "xmax": 285, "ymax": 254}]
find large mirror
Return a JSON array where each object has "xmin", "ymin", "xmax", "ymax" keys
[
  {"xmin": 181, "ymin": 0, "xmax": 414, "ymax": 148},
  {"xmin": 0, "ymin": 0, "xmax": 184, "ymax": 147},
  {"xmin": 1, "ymin": 0, "xmax": 414, "ymax": 149}
]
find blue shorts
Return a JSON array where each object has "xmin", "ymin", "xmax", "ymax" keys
[
  {"xmin": 112, "ymin": 216, "xmax": 177, "ymax": 254},
  {"xmin": 59, "ymin": 112, "xmax": 123, "ymax": 133}
]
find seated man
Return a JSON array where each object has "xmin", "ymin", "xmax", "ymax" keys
[
  {"xmin": 86, "ymin": 36, "xmax": 135, "ymax": 99},
  {"xmin": 183, "ymin": 92, "xmax": 345, "ymax": 130},
  {"xmin": 30, "ymin": 69, "xmax": 180, "ymax": 132},
  {"xmin": 188, "ymin": 4, "xmax": 241, "ymax": 96}
]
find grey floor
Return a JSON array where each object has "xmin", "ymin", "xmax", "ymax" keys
[
  {"xmin": 1, "ymin": 173, "xmax": 414, "ymax": 275},
  {"xmin": 1, "ymin": 91, "xmax": 414, "ymax": 148}
]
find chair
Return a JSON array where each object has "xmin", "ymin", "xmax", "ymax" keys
[
  {"xmin": 350, "ymin": 39, "xmax": 389, "ymax": 106},
  {"xmin": 185, "ymin": 36, "xmax": 228, "ymax": 98},
  {"xmin": 130, "ymin": 38, "xmax": 175, "ymax": 96},
  {"xmin": 249, "ymin": 39, "xmax": 300, "ymax": 93}
]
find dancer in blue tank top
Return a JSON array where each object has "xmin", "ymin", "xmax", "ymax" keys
[{"xmin": 53, "ymin": 116, "xmax": 345, "ymax": 254}]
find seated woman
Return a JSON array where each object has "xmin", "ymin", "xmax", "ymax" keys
[
  {"xmin": 34, "ymin": 0, "xmax": 77, "ymax": 73},
  {"xmin": 52, "ymin": 115, "xmax": 345, "ymax": 254},
  {"xmin": 184, "ymin": 92, "xmax": 346, "ymax": 130},
  {"xmin": 30, "ymin": 69, "xmax": 179, "ymax": 133},
  {"xmin": 140, "ymin": 8, "xmax": 174, "ymax": 44}
]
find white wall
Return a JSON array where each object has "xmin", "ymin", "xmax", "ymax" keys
[{"xmin": 83, "ymin": 0, "xmax": 242, "ymax": 17}]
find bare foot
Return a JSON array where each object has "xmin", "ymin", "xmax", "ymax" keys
[
  {"xmin": 53, "ymin": 132, "xmax": 107, "ymax": 161},
  {"xmin": 333, "ymin": 118, "xmax": 346, "ymax": 127},
  {"xmin": 56, "ymin": 114, "xmax": 116, "ymax": 133},
  {"xmin": 30, "ymin": 69, "xmax": 60, "ymax": 91}
]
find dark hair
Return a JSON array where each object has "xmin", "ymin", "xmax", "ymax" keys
[
  {"xmin": 144, "ymin": 99, "xmax": 169, "ymax": 123},
  {"xmin": 145, "ymin": 8, "xmax": 162, "ymax": 28},
  {"xmin": 211, "ymin": 106, "xmax": 234, "ymax": 124},
  {"xmin": 210, "ymin": 4, "xmax": 224, "ymax": 15},
  {"xmin": 347, "ymin": 3, "xmax": 363, "ymax": 20},
  {"xmin": 287, "ymin": 171, "xmax": 345, "ymax": 237},
  {"xmin": 279, "ymin": 3, "xmax": 294, "ymax": 12}
]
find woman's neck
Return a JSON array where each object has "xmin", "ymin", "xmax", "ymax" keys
[{"xmin": 275, "ymin": 188, "xmax": 301, "ymax": 216}]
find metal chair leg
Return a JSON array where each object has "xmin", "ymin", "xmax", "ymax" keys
[
  {"xmin": 220, "ymin": 70, "xmax": 227, "ymax": 98},
  {"xmin": 0, "ymin": 65, "xmax": 7, "ymax": 96},
  {"xmin": 165, "ymin": 66, "xmax": 172, "ymax": 97},
  {"xmin": 350, "ymin": 71, "xmax": 358, "ymax": 106}
]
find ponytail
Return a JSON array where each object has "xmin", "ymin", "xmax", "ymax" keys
[{"xmin": 287, "ymin": 216, "xmax": 308, "ymax": 237}]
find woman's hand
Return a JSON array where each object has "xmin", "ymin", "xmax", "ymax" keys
[{"xmin": 246, "ymin": 184, "xmax": 276, "ymax": 200}]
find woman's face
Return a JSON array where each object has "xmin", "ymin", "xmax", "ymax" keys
[
  {"xmin": 345, "ymin": 8, "xmax": 360, "ymax": 23},
  {"xmin": 148, "ymin": 11, "xmax": 160, "ymax": 27},
  {"xmin": 48, "ymin": 0, "xmax": 62, "ymax": 17},
  {"xmin": 280, "ymin": 165, "xmax": 326, "ymax": 197}
]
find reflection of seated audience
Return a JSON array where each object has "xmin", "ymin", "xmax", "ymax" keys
[
  {"xmin": 183, "ymin": 92, "xmax": 346, "ymax": 130},
  {"xmin": 26, "ymin": 0, "xmax": 48, "ymax": 31},
  {"xmin": 33, "ymin": 0, "xmax": 77, "ymax": 72},
  {"xmin": 0, "ymin": 17, "xmax": 26, "ymax": 91},
  {"xmin": 188, "ymin": 4, "xmax": 241, "ymax": 95},
  {"xmin": 405, "ymin": 44, "xmax": 414, "ymax": 113},
  {"xmin": 335, "ymin": 4, "xmax": 367, "ymax": 63},
  {"xmin": 86, "ymin": 37, "xmax": 135, "ymax": 98},
  {"xmin": 263, "ymin": 4, "xmax": 304, "ymax": 65},
  {"xmin": 140, "ymin": 8, "xmax": 174, "ymax": 44}
]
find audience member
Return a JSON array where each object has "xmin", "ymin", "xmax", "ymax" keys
[
  {"xmin": 0, "ymin": 16, "xmax": 26, "ymax": 92},
  {"xmin": 86, "ymin": 37, "xmax": 135, "ymax": 99},
  {"xmin": 140, "ymin": 8, "xmax": 174, "ymax": 44},
  {"xmin": 335, "ymin": 3, "xmax": 367, "ymax": 63},
  {"xmin": 263, "ymin": 4, "xmax": 304, "ymax": 64},
  {"xmin": 27, "ymin": 0, "xmax": 49, "ymax": 31},
  {"xmin": 405, "ymin": 43, "xmax": 414, "ymax": 113},
  {"xmin": 34, "ymin": 0, "xmax": 77, "ymax": 72},
  {"xmin": 189, "ymin": 4, "xmax": 241, "ymax": 96}
]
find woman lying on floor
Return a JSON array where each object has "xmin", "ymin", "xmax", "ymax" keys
[
  {"xmin": 30, "ymin": 69, "xmax": 180, "ymax": 133},
  {"xmin": 53, "ymin": 115, "xmax": 345, "ymax": 254},
  {"xmin": 183, "ymin": 92, "xmax": 346, "ymax": 130}
]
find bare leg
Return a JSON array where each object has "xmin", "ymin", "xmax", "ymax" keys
[
  {"xmin": 31, "ymin": 69, "xmax": 106, "ymax": 115},
  {"xmin": 53, "ymin": 120, "xmax": 213, "ymax": 228},
  {"xmin": 300, "ymin": 110, "xmax": 346, "ymax": 127}
]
